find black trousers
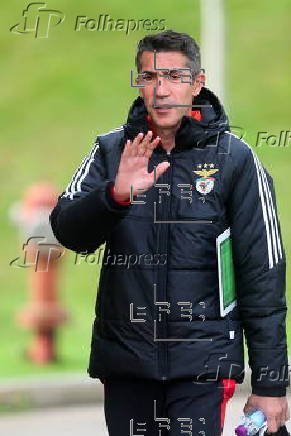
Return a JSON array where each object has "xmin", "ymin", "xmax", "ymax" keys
[{"xmin": 103, "ymin": 377, "xmax": 236, "ymax": 436}]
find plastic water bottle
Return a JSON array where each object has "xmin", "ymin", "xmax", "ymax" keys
[{"xmin": 235, "ymin": 409, "xmax": 267, "ymax": 436}]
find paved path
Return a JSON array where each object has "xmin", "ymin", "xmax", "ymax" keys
[{"xmin": 1, "ymin": 395, "xmax": 290, "ymax": 436}]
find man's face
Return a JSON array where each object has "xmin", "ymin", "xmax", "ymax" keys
[{"xmin": 137, "ymin": 50, "xmax": 204, "ymax": 129}]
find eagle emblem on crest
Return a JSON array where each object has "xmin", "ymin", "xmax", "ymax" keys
[{"xmin": 193, "ymin": 165, "xmax": 219, "ymax": 195}]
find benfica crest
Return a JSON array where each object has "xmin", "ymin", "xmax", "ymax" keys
[{"xmin": 193, "ymin": 164, "xmax": 219, "ymax": 195}]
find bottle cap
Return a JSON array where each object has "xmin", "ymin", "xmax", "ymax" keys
[{"xmin": 235, "ymin": 425, "xmax": 248, "ymax": 436}]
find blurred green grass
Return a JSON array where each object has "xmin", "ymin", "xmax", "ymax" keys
[{"xmin": 0, "ymin": 0, "xmax": 290, "ymax": 378}]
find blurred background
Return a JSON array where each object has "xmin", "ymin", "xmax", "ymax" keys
[{"xmin": 1, "ymin": 0, "xmax": 290, "ymax": 433}]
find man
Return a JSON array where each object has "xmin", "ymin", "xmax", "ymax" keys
[{"xmin": 50, "ymin": 30, "xmax": 290, "ymax": 435}]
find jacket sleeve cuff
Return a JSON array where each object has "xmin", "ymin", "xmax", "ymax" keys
[
  {"xmin": 105, "ymin": 181, "xmax": 132, "ymax": 211},
  {"xmin": 252, "ymin": 386, "xmax": 286, "ymax": 397},
  {"xmin": 109, "ymin": 183, "xmax": 131, "ymax": 206}
]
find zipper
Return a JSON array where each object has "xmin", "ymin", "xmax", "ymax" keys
[{"xmin": 157, "ymin": 148, "xmax": 172, "ymax": 380}]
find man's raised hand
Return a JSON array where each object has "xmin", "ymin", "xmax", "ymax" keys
[{"xmin": 113, "ymin": 131, "xmax": 170, "ymax": 202}]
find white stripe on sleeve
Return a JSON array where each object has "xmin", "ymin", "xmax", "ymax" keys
[
  {"xmin": 61, "ymin": 140, "xmax": 99, "ymax": 200},
  {"xmin": 226, "ymin": 132, "xmax": 283, "ymax": 269}
]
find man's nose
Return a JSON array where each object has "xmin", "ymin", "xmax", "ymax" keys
[{"xmin": 155, "ymin": 75, "xmax": 170, "ymax": 97}]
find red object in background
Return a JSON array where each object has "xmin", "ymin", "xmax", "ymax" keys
[{"xmin": 13, "ymin": 183, "xmax": 69, "ymax": 364}]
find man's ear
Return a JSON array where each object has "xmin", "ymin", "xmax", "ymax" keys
[{"xmin": 192, "ymin": 72, "xmax": 206, "ymax": 97}]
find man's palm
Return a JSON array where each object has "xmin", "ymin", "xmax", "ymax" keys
[{"xmin": 114, "ymin": 131, "xmax": 170, "ymax": 201}]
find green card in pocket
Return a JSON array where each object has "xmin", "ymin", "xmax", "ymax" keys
[{"xmin": 216, "ymin": 227, "xmax": 237, "ymax": 317}]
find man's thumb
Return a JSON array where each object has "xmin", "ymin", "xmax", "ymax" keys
[
  {"xmin": 243, "ymin": 405, "xmax": 255, "ymax": 415},
  {"xmin": 153, "ymin": 162, "xmax": 170, "ymax": 180}
]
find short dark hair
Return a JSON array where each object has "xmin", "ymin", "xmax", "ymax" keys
[{"xmin": 135, "ymin": 29, "xmax": 201, "ymax": 77}]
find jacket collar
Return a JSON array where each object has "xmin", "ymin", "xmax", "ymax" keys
[{"xmin": 123, "ymin": 87, "xmax": 230, "ymax": 153}]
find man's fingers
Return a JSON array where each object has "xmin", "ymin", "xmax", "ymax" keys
[
  {"xmin": 148, "ymin": 135, "xmax": 161, "ymax": 150},
  {"xmin": 280, "ymin": 404, "xmax": 289, "ymax": 426},
  {"xmin": 144, "ymin": 136, "xmax": 161, "ymax": 158},
  {"xmin": 124, "ymin": 132, "xmax": 161, "ymax": 159},
  {"xmin": 277, "ymin": 404, "xmax": 289, "ymax": 428},
  {"xmin": 243, "ymin": 407, "xmax": 252, "ymax": 415},
  {"xmin": 130, "ymin": 132, "xmax": 145, "ymax": 156},
  {"xmin": 139, "ymin": 131, "xmax": 153, "ymax": 155},
  {"xmin": 151, "ymin": 161, "xmax": 171, "ymax": 180},
  {"xmin": 266, "ymin": 416, "xmax": 279, "ymax": 433},
  {"xmin": 282, "ymin": 405, "xmax": 288, "ymax": 423},
  {"xmin": 122, "ymin": 139, "xmax": 132, "ymax": 157}
]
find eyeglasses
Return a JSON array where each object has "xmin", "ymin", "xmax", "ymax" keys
[{"xmin": 136, "ymin": 69, "xmax": 195, "ymax": 85}]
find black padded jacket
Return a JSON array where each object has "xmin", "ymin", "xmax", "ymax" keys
[{"xmin": 49, "ymin": 87, "xmax": 289, "ymax": 397}]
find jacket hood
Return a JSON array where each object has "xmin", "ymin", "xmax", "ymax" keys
[{"xmin": 123, "ymin": 86, "xmax": 230, "ymax": 152}]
